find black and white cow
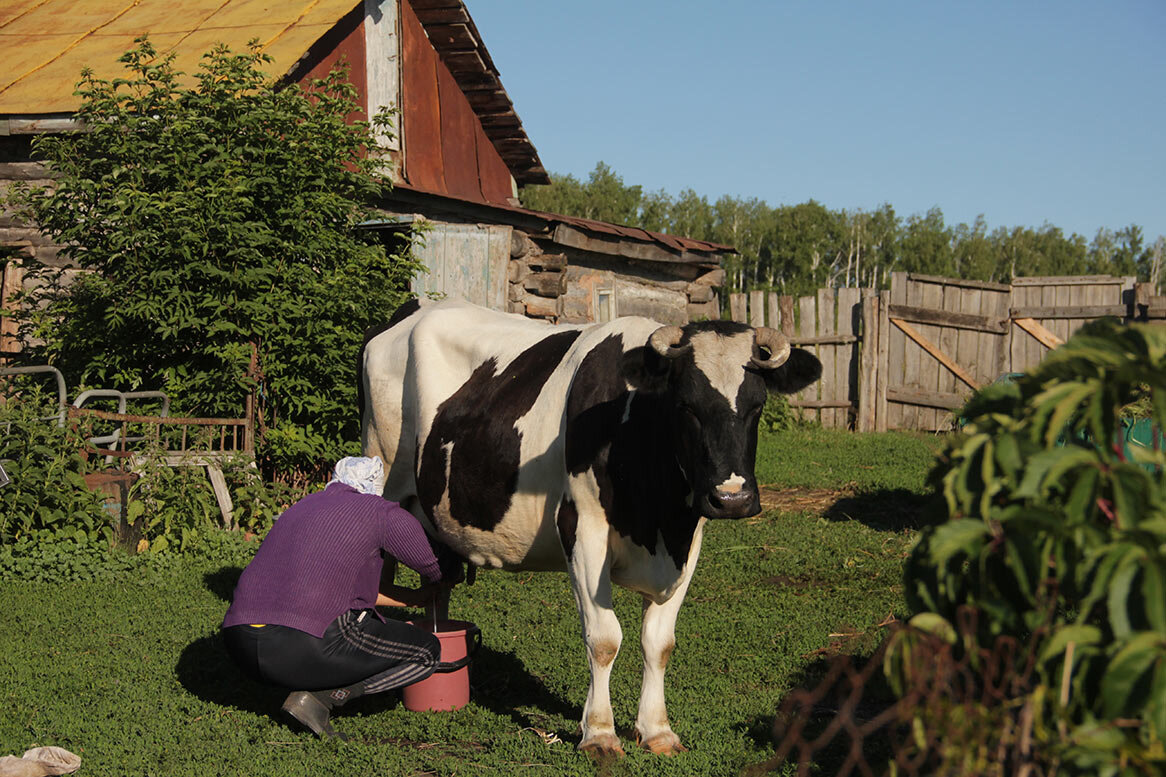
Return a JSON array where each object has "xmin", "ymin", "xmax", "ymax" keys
[{"xmin": 360, "ymin": 298, "xmax": 821, "ymax": 756}]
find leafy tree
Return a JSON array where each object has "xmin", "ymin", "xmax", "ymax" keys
[
  {"xmin": 518, "ymin": 159, "xmax": 1166, "ymax": 303},
  {"xmin": 4, "ymin": 39, "xmax": 422, "ymax": 481}
]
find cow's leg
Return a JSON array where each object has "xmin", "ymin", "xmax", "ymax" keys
[
  {"xmin": 635, "ymin": 593, "xmax": 690, "ymax": 755},
  {"xmin": 562, "ymin": 513, "xmax": 625, "ymax": 756},
  {"xmin": 635, "ymin": 522, "xmax": 704, "ymax": 755}
]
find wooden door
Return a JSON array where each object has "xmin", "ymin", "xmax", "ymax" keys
[{"xmin": 410, "ymin": 222, "xmax": 512, "ymax": 311}]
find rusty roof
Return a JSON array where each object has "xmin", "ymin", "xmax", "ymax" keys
[
  {"xmin": 0, "ymin": 0, "xmax": 362, "ymax": 114},
  {"xmin": 0, "ymin": 0, "xmax": 547, "ymax": 186},
  {"xmin": 409, "ymin": 0, "xmax": 547, "ymax": 185},
  {"xmin": 387, "ymin": 182, "xmax": 736, "ymax": 265}
]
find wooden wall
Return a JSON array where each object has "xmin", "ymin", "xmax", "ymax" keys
[{"xmin": 399, "ymin": 0, "xmax": 514, "ymax": 205}]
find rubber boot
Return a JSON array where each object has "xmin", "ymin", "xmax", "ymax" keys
[{"xmin": 281, "ymin": 691, "xmax": 348, "ymax": 740}]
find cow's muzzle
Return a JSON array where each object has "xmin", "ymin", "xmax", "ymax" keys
[{"xmin": 702, "ymin": 488, "xmax": 760, "ymax": 519}]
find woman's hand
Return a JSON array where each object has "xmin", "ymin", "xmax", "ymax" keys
[{"xmin": 376, "ymin": 579, "xmax": 458, "ymax": 609}]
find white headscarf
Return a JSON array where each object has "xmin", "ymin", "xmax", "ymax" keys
[{"xmin": 329, "ymin": 456, "xmax": 385, "ymax": 496}]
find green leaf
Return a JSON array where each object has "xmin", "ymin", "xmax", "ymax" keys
[
  {"xmin": 1100, "ymin": 632, "xmax": 1166, "ymax": 718},
  {"xmin": 926, "ymin": 520, "xmax": 989, "ymax": 568},
  {"xmin": 906, "ymin": 612, "xmax": 957, "ymax": 643},
  {"xmin": 1108, "ymin": 552, "xmax": 1145, "ymax": 639},
  {"xmin": 1040, "ymin": 624, "xmax": 1101, "ymax": 663}
]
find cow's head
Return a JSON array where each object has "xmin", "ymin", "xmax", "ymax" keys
[{"xmin": 638, "ymin": 321, "xmax": 821, "ymax": 519}]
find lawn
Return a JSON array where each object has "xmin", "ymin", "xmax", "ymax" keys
[{"xmin": 0, "ymin": 428, "xmax": 939, "ymax": 776}]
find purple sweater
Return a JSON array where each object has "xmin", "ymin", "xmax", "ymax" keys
[{"xmin": 222, "ymin": 483, "xmax": 443, "ymax": 637}]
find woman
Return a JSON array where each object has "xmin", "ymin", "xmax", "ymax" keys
[{"xmin": 222, "ymin": 456, "xmax": 459, "ymax": 739}]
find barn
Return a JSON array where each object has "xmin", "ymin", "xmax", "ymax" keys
[{"xmin": 0, "ymin": 0, "xmax": 732, "ymax": 359}]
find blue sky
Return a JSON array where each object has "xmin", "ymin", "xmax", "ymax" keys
[{"xmin": 467, "ymin": 1, "xmax": 1165, "ymax": 242}]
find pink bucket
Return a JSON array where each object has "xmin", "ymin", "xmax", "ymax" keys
[{"xmin": 402, "ymin": 619, "xmax": 481, "ymax": 712}]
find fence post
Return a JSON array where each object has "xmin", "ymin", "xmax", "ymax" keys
[
  {"xmin": 729, "ymin": 293, "xmax": 747, "ymax": 323},
  {"xmin": 857, "ymin": 290, "xmax": 877, "ymax": 433},
  {"xmin": 876, "ymin": 290, "xmax": 890, "ymax": 432},
  {"xmin": 749, "ymin": 290, "xmax": 766, "ymax": 328}
]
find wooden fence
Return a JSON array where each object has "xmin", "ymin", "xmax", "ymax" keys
[{"xmin": 729, "ymin": 273, "xmax": 1162, "ymax": 432}]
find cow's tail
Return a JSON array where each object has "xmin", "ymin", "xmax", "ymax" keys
[{"xmin": 356, "ymin": 297, "xmax": 424, "ymax": 430}]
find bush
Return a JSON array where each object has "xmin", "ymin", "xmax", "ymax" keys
[
  {"xmin": 0, "ymin": 390, "xmax": 109, "ymax": 544},
  {"xmin": 891, "ymin": 318, "xmax": 1166, "ymax": 774},
  {"xmin": 4, "ymin": 37, "xmax": 423, "ymax": 482},
  {"xmin": 0, "ymin": 391, "xmax": 291, "ymax": 554}
]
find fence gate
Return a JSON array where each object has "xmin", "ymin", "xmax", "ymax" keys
[
  {"xmin": 1008, "ymin": 275, "xmax": 1136, "ymax": 374},
  {"xmin": 878, "ymin": 273, "xmax": 1012, "ymax": 432},
  {"xmin": 727, "ymin": 273, "xmax": 1146, "ymax": 433}
]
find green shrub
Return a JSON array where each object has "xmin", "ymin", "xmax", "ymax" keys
[
  {"xmin": 891, "ymin": 318, "xmax": 1166, "ymax": 774},
  {"xmin": 0, "ymin": 391, "xmax": 291, "ymax": 554},
  {"xmin": 0, "ymin": 390, "xmax": 109, "ymax": 544},
  {"xmin": 4, "ymin": 37, "xmax": 423, "ymax": 482}
]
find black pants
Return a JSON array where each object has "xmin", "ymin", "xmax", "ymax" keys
[{"xmin": 223, "ymin": 610, "xmax": 441, "ymax": 699}]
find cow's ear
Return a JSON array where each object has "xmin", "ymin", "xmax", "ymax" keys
[
  {"xmin": 622, "ymin": 346, "xmax": 672, "ymax": 393},
  {"xmin": 761, "ymin": 348, "xmax": 822, "ymax": 394}
]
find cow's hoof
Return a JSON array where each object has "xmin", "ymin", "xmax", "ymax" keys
[
  {"xmin": 579, "ymin": 733, "xmax": 625, "ymax": 758},
  {"xmin": 639, "ymin": 731, "xmax": 687, "ymax": 756}
]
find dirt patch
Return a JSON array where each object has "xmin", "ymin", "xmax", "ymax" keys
[
  {"xmin": 756, "ymin": 485, "xmax": 856, "ymax": 516},
  {"xmin": 758, "ymin": 484, "xmax": 932, "ymax": 530}
]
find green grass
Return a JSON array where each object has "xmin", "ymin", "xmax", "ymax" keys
[{"xmin": 0, "ymin": 429, "xmax": 940, "ymax": 776}]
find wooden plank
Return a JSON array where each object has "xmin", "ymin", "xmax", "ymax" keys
[
  {"xmin": 730, "ymin": 293, "xmax": 747, "ymax": 323},
  {"xmin": 789, "ymin": 334, "xmax": 859, "ymax": 346},
  {"xmin": 837, "ymin": 287, "xmax": 861, "ymax": 431},
  {"xmin": 767, "ymin": 292, "xmax": 780, "ymax": 330},
  {"xmin": 817, "ymin": 288, "xmax": 837, "ymax": 428},
  {"xmin": 886, "ymin": 387, "xmax": 966, "ymax": 410},
  {"xmin": 1011, "ymin": 275, "xmax": 1125, "ymax": 286},
  {"xmin": 1008, "ymin": 282, "xmax": 1033, "ymax": 373},
  {"xmin": 206, "ymin": 465, "xmax": 235, "ymax": 530},
  {"xmin": 778, "ymin": 296, "xmax": 795, "ymax": 336},
  {"xmin": 907, "ymin": 273, "xmax": 1011, "ymax": 292},
  {"xmin": 1013, "ymin": 317, "xmax": 1065, "ymax": 349},
  {"xmin": 886, "ymin": 303, "xmax": 1008, "ymax": 333},
  {"xmin": 1065, "ymin": 281, "xmax": 1088, "ymax": 348},
  {"xmin": 788, "ymin": 399, "xmax": 854, "ymax": 409},
  {"xmin": 955, "ymin": 286, "xmax": 981, "ymax": 388},
  {"xmin": 797, "ymin": 294, "xmax": 818, "ymax": 424},
  {"xmin": 1052, "ymin": 283, "xmax": 1071, "ymax": 346},
  {"xmin": 936, "ymin": 284, "xmax": 961, "ymax": 429},
  {"xmin": 749, "ymin": 290, "xmax": 766, "ymax": 328},
  {"xmin": 891, "ymin": 318, "xmax": 982, "ymax": 390},
  {"xmin": 918, "ymin": 279, "xmax": 944, "ymax": 430},
  {"xmin": 887, "ymin": 273, "xmax": 908, "ymax": 430},
  {"xmin": 1009, "ymin": 304, "xmax": 1129, "ymax": 319},
  {"xmin": 992, "ymin": 285, "xmax": 1011, "ymax": 380},
  {"xmin": 876, "ymin": 290, "xmax": 891, "ymax": 433},
  {"xmin": 857, "ymin": 291, "xmax": 877, "ymax": 433}
]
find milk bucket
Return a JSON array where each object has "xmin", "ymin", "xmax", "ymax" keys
[{"xmin": 402, "ymin": 619, "xmax": 481, "ymax": 711}]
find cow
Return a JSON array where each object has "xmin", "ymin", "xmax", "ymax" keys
[{"xmin": 359, "ymin": 298, "xmax": 822, "ymax": 756}]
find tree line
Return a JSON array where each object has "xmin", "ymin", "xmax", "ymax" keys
[{"xmin": 520, "ymin": 162, "xmax": 1165, "ymax": 299}]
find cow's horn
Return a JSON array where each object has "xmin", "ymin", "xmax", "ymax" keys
[
  {"xmin": 648, "ymin": 326, "xmax": 689, "ymax": 359},
  {"xmin": 752, "ymin": 327, "xmax": 791, "ymax": 369}
]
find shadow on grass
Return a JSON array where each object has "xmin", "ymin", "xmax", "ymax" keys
[
  {"xmin": 174, "ymin": 632, "xmax": 288, "ymax": 719},
  {"xmin": 203, "ymin": 566, "xmax": 243, "ymax": 602},
  {"xmin": 183, "ymin": 566, "xmax": 579, "ymax": 741},
  {"xmin": 823, "ymin": 488, "xmax": 940, "ymax": 532},
  {"xmin": 736, "ymin": 652, "xmax": 901, "ymax": 776}
]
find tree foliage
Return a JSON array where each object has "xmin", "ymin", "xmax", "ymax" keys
[
  {"xmin": 521, "ymin": 162, "xmax": 1164, "ymax": 301},
  {"xmin": 5, "ymin": 39, "xmax": 422, "ymax": 481},
  {"xmin": 892, "ymin": 319, "xmax": 1166, "ymax": 773}
]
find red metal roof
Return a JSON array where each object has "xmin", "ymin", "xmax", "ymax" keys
[{"xmin": 388, "ymin": 182, "xmax": 736, "ymax": 264}]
